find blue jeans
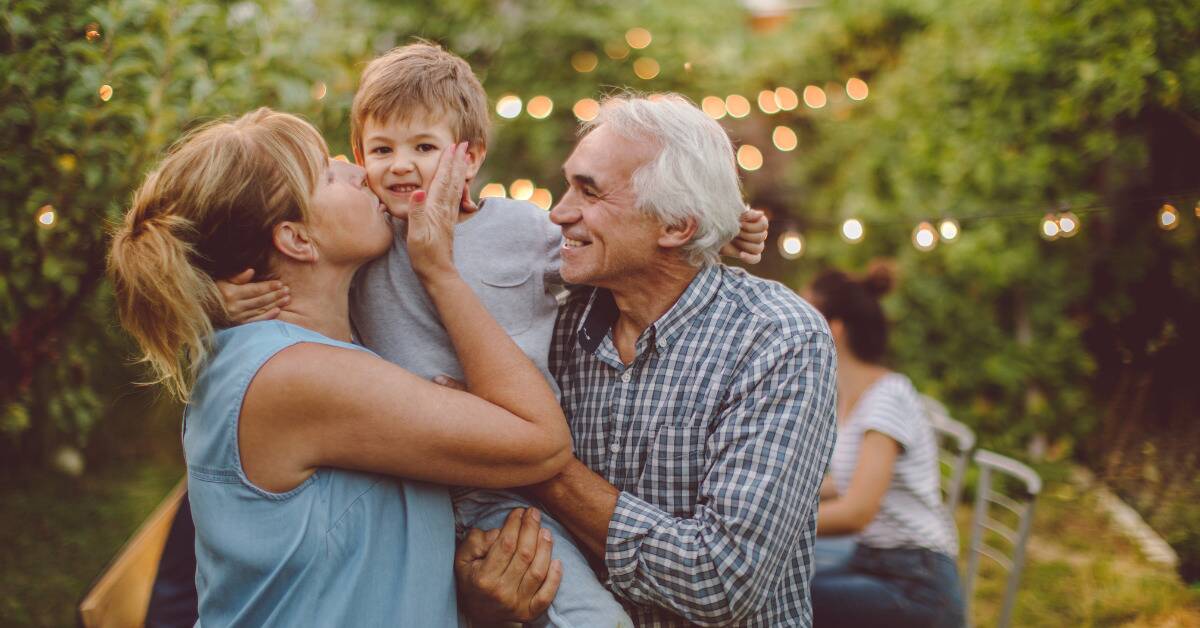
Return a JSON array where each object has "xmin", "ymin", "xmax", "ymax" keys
[
  {"xmin": 811, "ymin": 545, "xmax": 965, "ymax": 628},
  {"xmin": 455, "ymin": 489, "xmax": 633, "ymax": 628}
]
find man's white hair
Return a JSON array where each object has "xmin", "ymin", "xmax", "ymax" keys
[{"xmin": 582, "ymin": 93, "xmax": 746, "ymax": 267}]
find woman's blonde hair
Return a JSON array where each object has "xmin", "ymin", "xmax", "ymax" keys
[{"xmin": 108, "ymin": 107, "xmax": 329, "ymax": 400}]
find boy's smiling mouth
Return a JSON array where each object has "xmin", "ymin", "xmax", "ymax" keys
[{"xmin": 386, "ymin": 183, "xmax": 421, "ymax": 195}]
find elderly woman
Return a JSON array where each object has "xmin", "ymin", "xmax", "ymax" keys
[{"xmin": 108, "ymin": 108, "xmax": 569, "ymax": 625}]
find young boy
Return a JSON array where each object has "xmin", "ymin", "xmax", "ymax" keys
[{"xmin": 224, "ymin": 43, "xmax": 766, "ymax": 625}]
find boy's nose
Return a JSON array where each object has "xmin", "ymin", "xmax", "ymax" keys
[{"xmin": 388, "ymin": 156, "xmax": 414, "ymax": 175}]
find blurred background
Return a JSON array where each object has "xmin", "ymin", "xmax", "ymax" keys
[{"xmin": 2, "ymin": 0, "xmax": 1198, "ymax": 625}]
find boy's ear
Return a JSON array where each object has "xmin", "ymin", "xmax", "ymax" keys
[
  {"xmin": 464, "ymin": 144, "xmax": 487, "ymax": 181},
  {"xmin": 273, "ymin": 221, "xmax": 319, "ymax": 263},
  {"xmin": 657, "ymin": 216, "xmax": 698, "ymax": 250}
]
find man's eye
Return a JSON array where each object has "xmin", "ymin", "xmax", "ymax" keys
[{"xmin": 582, "ymin": 188, "xmax": 598, "ymax": 198}]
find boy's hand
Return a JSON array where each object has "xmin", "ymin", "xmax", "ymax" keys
[
  {"xmin": 216, "ymin": 268, "xmax": 289, "ymax": 324},
  {"xmin": 407, "ymin": 142, "xmax": 470, "ymax": 278},
  {"xmin": 720, "ymin": 208, "xmax": 769, "ymax": 264}
]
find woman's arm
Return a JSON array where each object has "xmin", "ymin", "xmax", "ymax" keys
[
  {"xmin": 817, "ymin": 431, "xmax": 899, "ymax": 535},
  {"xmin": 819, "ymin": 475, "xmax": 839, "ymax": 501}
]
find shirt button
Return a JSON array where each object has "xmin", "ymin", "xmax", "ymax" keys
[
  {"xmin": 609, "ymin": 443, "xmax": 621, "ymax": 453},
  {"xmin": 621, "ymin": 371, "xmax": 631, "ymax": 383}
]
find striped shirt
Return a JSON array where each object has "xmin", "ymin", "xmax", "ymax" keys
[
  {"xmin": 550, "ymin": 264, "xmax": 838, "ymax": 627},
  {"xmin": 828, "ymin": 372, "xmax": 958, "ymax": 557}
]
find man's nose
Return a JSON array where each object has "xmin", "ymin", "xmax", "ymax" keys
[{"xmin": 549, "ymin": 196, "xmax": 578, "ymax": 226}]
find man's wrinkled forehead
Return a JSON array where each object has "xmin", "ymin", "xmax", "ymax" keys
[{"xmin": 565, "ymin": 124, "xmax": 655, "ymax": 185}]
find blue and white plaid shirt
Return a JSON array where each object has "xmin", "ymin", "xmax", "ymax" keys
[{"xmin": 551, "ymin": 264, "xmax": 838, "ymax": 627}]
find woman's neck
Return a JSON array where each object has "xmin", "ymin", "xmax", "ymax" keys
[
  {"xmin": 272, "ymin": 263, "xmax": 358, "ymax": 343},
  {"xmin": 835, "ymin": 355, "xmax": 890, "ymax": 425}
]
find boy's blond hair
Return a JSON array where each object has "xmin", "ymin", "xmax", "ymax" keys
[{"xmin": 351, "ymin": 43, "xmax": 489, "ymax": 157}]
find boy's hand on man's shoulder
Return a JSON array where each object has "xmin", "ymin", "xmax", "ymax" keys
[
  {"xmin": 721, "ymin": 208, "xmax": 769, "ymax": 265},
  {"xmin": 216, "ymin": 268, "xmax": 289, "ymax": 325}
]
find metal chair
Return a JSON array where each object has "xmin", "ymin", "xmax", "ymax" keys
[
  {"xmin": 962, "ymin": 449, "xmax": 1042, "ymax": 628},
  {"xmin": 923, "ymin": 395, "xmax": 975, "ymax": 514}
]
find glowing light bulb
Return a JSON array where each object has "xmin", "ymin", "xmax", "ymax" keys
[
  {"xmin": 571, "ymin": 51, "xmax": 598, "ymax": 73},
  {"xmin": 846, "ymin": 77, "xmax": 869, "ymax": 101},
  {"xmin": 311, "ymin": 82, "xmax": 327, "ymax": 100},
  {"xmin": 701, "ymin": 96, "xmax": 726, "ymax": 119},
  {"xmin": 778, "ymin": 229, "xmax": 805, "ymax": 259},
  {"xmin": 775, "ymin": 87, "xmax": 799, "ymax": 111},
  {"xmin": 36, "ymin": 205, "xmax": 56, "ymax": 228},
  {"xmin": 1041, "ymin": 213, "xmax": 1061, "ymax": 240},
  {"xmin": 757, "ymin": 90, "xmax": 780, "ymax": 114},
  {"xmin": 1057, "ymin": 211, "xmax": 1080, "ymax": 237},
  {"xmin": 841, "ymin": 218, "xmax": 865, "ymax": 243},
  {"xmin": 736, "ymin": 145, "xmax": 763, "ymax": 171},
  {"xmin": 573, "ymin": 98, "xmax": 600, "ymax": 122},
  {"xmin": 912, "ymin": 221, "xmax": 938, "ymax": 251},
  {"xmin": 772, "ymin": 126, "xmax": 798, "ymax": 152},
  {"xmin": 938, "ymin": 218, "xmax": 960, "ymax": 241},
  {"xmin": 1158, "ymin": 204, "xmax": 1179, "ymax": 230},
  {"xmin": 530, "ymin": 188, "xmax": 553, "ymax": 210},
  {"xmin": 479, "ymin": 183, "xmax": 506, "ymax": 199},
  {"xmin": 509, "ymin": 179, "xmax": 535, "ymax": 201},
  {"xmin": 496, "ymin": 94, "xmax": 522, "ymax": 119},
  {"xmin": 803, "ymin": 85, "xmax": 826, "ymax": 109},
  {"xmin": 526, "ymin": 95, "xmax": 553, "ymax": 119},
  {"xmin": 725, "ymin": 94, "xmax": 751, "ymax": 118},
  {"xmin": 633, "ymin": 57, "xmax": 660, "ymax": 80},
  {"xmin": 625, "ymin": 27, "xmax": 652, "ymax": 49},
  {"xmin": 98, "ymin": 84, "xmax": 113, "ymax": 102}
]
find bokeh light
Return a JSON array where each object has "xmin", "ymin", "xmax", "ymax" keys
[
  {"xmin": 841, "ymin": 218, "xmax": 865, "ymax": 243},
  {"xmin": 633, "ymin": 57, "xmax": 660, "ymax": 79},
  {"xmin": 571, "ymin": 51, "xmax": 599, "ymax": 73},
  {"xmin": 311, "ymin": 82, "xmax": 327, "ymax": 100},
  {"xmin": 725, "ymin": 94, "xmax": 751, "ymax": 118},
  {"xmin": 57, "ymin": 154, "xmax": 77, "ymax": 172},
  {"xmin": 736, "ymin": 145, "xmax": 764, "ymax": 171},
  {"xmin": 757, "ymin": 90, "xmax": 780, "ymax": 114},
  {"xmin": 530, "ymin": 188, "xmax": 553, "ymax": 210},
  {"xmin": 510, "ymin": 179, "xmax": 535, "ymax": 201},
  {"xmin": 573, "ymin": 98, "xmax": 600, "ymax": 122},
  {"xmin": 526, "ymin": 95, "xmax": 554, "ymax": 119},
  {"xmin": 938, "ymin": 218, "xmax": 960, "ymax": 241},
  {"xmin": 778, "ymin": 229, "xmax": 804, "ymax": 259},
  {"xmin": 99, "ymin": 85, "xmax": 113, "ymax": 102},
  {"xmin": 604, "ymin": 41, "xmax": 629, "ymax": 60},
  {"xmin": 846, "ymin": 77, "xmax": 869, "ymax": 101},
  {"xmin": 625, "ymin": 27, "xmax": 652, "ymax": 49},
  {"xmin": 701, "ymin": 96, "xmax": 726, "ymax": 119},
  {"xmin": 332, "ymin": 154, "xmax": 350, "ymax": 162},
  {"xmin": 37, "ymin": 205, "xmax": 56, "ymax": 228},
  {"xmin": 1041, "ymin": 213, "xmax": 1061, "ymax": 240},
  {"xmin": 479, "ymin": 183, "xmax": 506, "ymax": 199},
  {"xmin": 1158, "ymin": 204, "xmax": 1179, "ymax": 230},
  {"xmin": 496, "ymin": 94, "xmax": 522, "ymax": 119},
  {"xmin": 803, "ymin": 85, "xmax": 826, "ymax": 109},
  {"xmin": 772, "ymin": 126, "xmax": 798, "ymax": 151},
  {"xmin": 775, "ymin": 87, "xmax": 799, "ymax": 111},
  {"xmin": 912, "ymin": 221, "xmax": 938, "ymax": 251},
  {"xmin": 1057, "ymin": 211, "xmax": 1080, "ymax": 237},
  {"xmin": 86, "ymin": 24, "xmax": 101, "ymax": 41}
]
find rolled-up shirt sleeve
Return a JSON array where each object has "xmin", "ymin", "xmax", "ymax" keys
[{"xmin": 604, "ymin": 330, "xmax": 838, "ymax": 625}]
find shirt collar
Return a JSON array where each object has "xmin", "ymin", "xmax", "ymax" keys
[{"xmin": 575, "ymin": 263, "xmax": 724, "ymax": 356}]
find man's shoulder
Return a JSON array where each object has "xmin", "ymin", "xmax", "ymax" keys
[
  {"xmin": 476, "ymin": 197, "xmax": 550, "ymax": 226},
  {"xmin": 715, "ymin": 266, "xmax": 831, "ymax": 342}
]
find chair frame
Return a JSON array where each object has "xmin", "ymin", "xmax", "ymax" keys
[{"xmin": 923, "ymin": 396, "xmax": 975, "ymax": 514}]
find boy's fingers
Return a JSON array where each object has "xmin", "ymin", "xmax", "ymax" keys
[
  {"xmin": 237, "ymin": 288, "xmax": 290, "ymax": 313},
  {"xmin": 739, "ymin": 229, "xmax": 769, "ymax": 244},
  {"xmin": 242, "ymin": 307, "xmax": 281, "ymax": 323},
  {"xmin": 228, "ymin": 268, "xmax": 256, "ymax": 285}
]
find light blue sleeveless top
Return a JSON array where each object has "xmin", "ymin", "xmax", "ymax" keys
[{"xmin": 183, "ymin": 321, "xmax": 460, "ymax": 627}]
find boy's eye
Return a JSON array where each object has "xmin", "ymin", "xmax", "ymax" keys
[
  {"xmin": 416, "ymin": 143, "xmax": 438, "ymax": 153},
  {"xmin": 370, "ymin": 146, "xmax": 391, "ymax": 155}
]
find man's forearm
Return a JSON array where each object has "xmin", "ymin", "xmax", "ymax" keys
[{"xmin": 527, "ymin": 457, "xmax": 619, "ymax": 558}]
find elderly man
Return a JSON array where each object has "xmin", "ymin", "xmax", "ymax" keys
[{"xmin": 457, "ymin": 94, "xmax": 837, "ymax": 626}]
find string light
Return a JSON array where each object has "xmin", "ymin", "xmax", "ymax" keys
[
  {"xmin": 775, "ymin": 87, "xmax": 799, "ymax": 111},
  {"xmin": 1158, "ymin": 204, "xmax": 1179, "ymax": 230},
  {"xmin": 98, "ymin": 85, "xmax": 113, "ymax": 102},
  {"xmin": 36, "ymin": 205, "xmax": 56, "ymax": 228},
  {"xmin": 633, "ymin": 57, "xmax": 660, "ymax": 80},
  {"xmin": 573, "ymin": 98, "xmax": 600, "ymax": 122},
  {"xmin": 912, "ymin": 221, "xmax": 938, "ymax": 251},
  {"xmin": 841, "ymin": 218, "xmax": 865, "ymax": 243},
  {"xmin": 571, "ymin": 51, "xmax": 598, "ymax": 73},
  {"xmin": 1040, "ymin": 213, "xmax": 1061, "ymax": 240},
  {"xmin": 757, "ymin": 90, "xmax": 780, "ymax": 114},
  {"xmin": 311, "ymin": 82, "xmax": 327, "ymax": 100},
  {"xmin": 479, "ymin": 183, "xmax": 506, "ymax": 199},
  {"xmin": 701, "ymin": 96, "xmax": 727, "ymax": 119},
  {"xmin": 736, "ymin": 145, "xmax": 763, "ymax": 171},
  {"xmin": 725, "ymin": 94, "xmax": 751, "ymax": 118},
  {"xmin": 846, "ymin": 78, "xmax": 869, "ymax": 101},
  {"xmin": 1057, "ymin": 211, "xmax": 1080, "ymax": 237},
  {"xmin": 604, "ymin": 41, "xmax": 630, "ymax": 60},
  {"xmin": 937, "ymin": 218, "xmax": 960, "ymax": 241},
  {"xmin": 530, "ymin": 188, "xmax": 553, "ymax": 210},
  {"xmin": 526, "ymin": 95, "xmax": 553, "ymax": 119},
  {"xmin": 625, "ymin": 27, "xmax": 652, "ymax": 49},
  {"xmin": 772, "ymin": 126, "xmax": 798, "ymax": 151},
  {"xmin": 803, "ymin": 85, "xmax": 826, "ymax": 109},
  {"xmin": 509, "ymin": 179, "xmax": 535, "ymax": 201},
  {"xmin": 496, "ymin": 94, "xmax": 522, "ymax": 119},
  {"xmin": 778, "ymin": 229, "xmax": 805, "ymax": 259}
]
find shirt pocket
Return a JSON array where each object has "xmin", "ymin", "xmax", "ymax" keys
[
  {"xmin": 474, "ymin": 263, "xmax": 535, "ymax": 335},
  {"xmin": 637, "ymin": 424, "xmax": 708, "ymax": 517}
]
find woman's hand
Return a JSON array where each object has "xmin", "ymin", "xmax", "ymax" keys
[
  {"xmin": 406, "ymin": 142, "xmax": 470, "ymax": 280},
  {"xmin": 216, "ymin": 268, "xmax": 289, "ymax": 324},
  {"xmin": 720, "ymin": 208, "xmax": 769, "ymax": 264},
  {"xmin": 455, "ymin": 508, "xmax": 562, "ymax": 624}
]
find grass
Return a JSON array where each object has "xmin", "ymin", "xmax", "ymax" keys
[{"xmin": 2, "ymin": 441, "xmax": 1197, "ymax": 626}]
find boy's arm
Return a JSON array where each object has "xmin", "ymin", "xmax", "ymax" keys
[{"xmin": 217, "ymin": 268, "xmax": 289, "ymax": 324}]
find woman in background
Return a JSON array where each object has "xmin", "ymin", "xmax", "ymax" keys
[{"xmin": 807, "ymin": 266, "xmax": 964, "ymax": 628}]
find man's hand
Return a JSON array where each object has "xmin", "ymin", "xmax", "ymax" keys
[
  {"xmin": 455, "ymin": 508, "xmax": 562, "ymax": 624},
  {"xmin": 720, "ymin": 208, "xmax": 769, "ymax": 264},
  {"xmin": 216, "ymin": 268, "xmax": 289, "ymax": 324}
]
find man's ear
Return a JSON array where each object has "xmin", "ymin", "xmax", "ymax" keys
[
  {"xmin": 273, "ymin": 221, "xmax": 318, "ymax": 263},
  {"xmin": 464, "ymin": 144, "xmax": 487, "ymax": 181},
  {"xmin": 657, "ymin": 216, "xmax": 698, "ymax": 250}
]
